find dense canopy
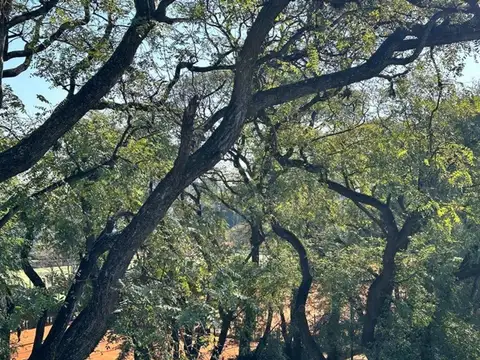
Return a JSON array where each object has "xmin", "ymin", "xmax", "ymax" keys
[{"xmin": 2, "ymin": 0, "xmax": 480, "ymax": 359}]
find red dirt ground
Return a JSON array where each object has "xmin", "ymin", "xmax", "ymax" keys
[
  {"xmin": 10, "ymin": 326, "xmax": 132, "ymax": 360},
  {"xmin": 10, "ymin": 325, "xmax": 365, "ymax": 360},
  {"xmin": 10, "ymin": 326, "xmax": 241, "ymax": 360},
  {"xmin": 10, "ymin": 293, "xmax": 366, "ymax": 360}
]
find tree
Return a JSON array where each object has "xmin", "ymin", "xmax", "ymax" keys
[{"xmin": 3, "ymin": 1, "xmax": 480, "ymax": 359}]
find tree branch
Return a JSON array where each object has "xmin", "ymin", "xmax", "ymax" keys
[
  {"xmin": 0, "ymin": 9, "xmax": 157, "ymax": 182},
  {"xmin": 271, "ymin": 220, "xmax": 326, "ymax": 360},
  {"xmin": 174, "ymin": 95, "xmax": 200, "ymax": 169},
  {"xmin": 274, "ymin": 152, "xmax": 399, "ymax": 235},
  {"xmin": 5, "ymin": 3, "xmax": 91, "ymax": 61},
  {"xmin": 8, "ymin": 0, "xmax": 59, "ymax": 28},
  {"xmin": 52, "ymin": 3, "xmax": 292, "ymax": 359},
  {"xmin": 248, "ymin": 10, "xmax": 473, "ymax": 116}
]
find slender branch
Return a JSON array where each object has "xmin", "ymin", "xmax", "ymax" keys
[
  {"xmin": 20, "ymin": 222, "xmax": 47, "ymax": 356},
  {"xmin": 6, "ymin": 3, "xmax": 91, "ymax": 61},
  {"xmin": 0, "ymin": 123, "xmax": 133, "ymax": 232},
  {"xmin": 274, "ymin": 151, "xmax": 399, "ymax": 235}
]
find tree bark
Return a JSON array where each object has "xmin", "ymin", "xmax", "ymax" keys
[
  {"xmin": 271, "ymin": 221, "xmax": 326, "ymax": 360},
  {"xmin": 253, "ymin": 306, "xmax": 273, "ymax": 357},
  {"xmin": 361, "ymin": 213, "xmax": 421, "ymax": 347},
  {"xmin": 279, "ymin": 309, "xmax": 293, "ymax": 359},
  {"xmin": 0, "ymin": 6, "xmax": 155, "ymax": 182},
  {"xmin": 36, "ymin": 3, "xmax": 291, "ymax": 360},
  {"xmin": 210, "ymin": 308, "xmax": 234, "ymax": 360}
]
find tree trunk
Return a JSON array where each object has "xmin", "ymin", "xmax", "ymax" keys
[
  {"xmin": 271, "ymin": 221, "xmax": 326, "ymax": 360},
  {"xmin": 21, "ymin": 224, "xmax": 48, "ymax": 358},
  {"xmin": 239, "ymin": 302, "xmax": 256, "ymax": 358},
  {"xmin": 210, "ymin": 308, "xmax": 234, "ymax": 360},
  {"xmin": 239, "ymin": 221, "xmax": 263, "ymax": 358},
  {"xmin": 250, "ymin": 223, "xmax": 263, "ymax": 264},
  {"xmin": 361, "ymin": 212, "xmax": 421, "ymax": 347},
  {"xmin": 0, "ymin": 319, "xmax": 10, "ymax": 360},
  {"xmin": 361, "ymin": 237, "xmax": 396, "ymax": 347},
  {"xmin": 253, "ymin": 306, "xmax": 273, "ymax": 357},
  {"xmin": 279, "ymin": 308, "xmax": 293, "ymax": 359},
  {"xmin": 0, "ymin": 288, "xmax": 14, "ymax": 360},
  {"xmin": 171, "ymin": 327, "xmax": 180, "ymax": 360}
]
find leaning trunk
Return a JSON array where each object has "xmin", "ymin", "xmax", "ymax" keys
[
  {"xmin": 361, "ymin": 237, "xmax": 397, "ymax": 347},
  {"xmin": 279, "ymin": 308, "xmax": 293, "ymax": 359},
  {"xmin": 210, "ymin": 309, "xmax": 233, "ymax": 360},
  {"xmin": 239, "ymin": 222, "xmax": 262, "ymax": 357},
  {"xmin": 253, "ymin": 306, "xmax": 273, "ymax": 357},
  {"xmin": 272, "ymin": 221, "xmax": 326, "ymax": 360}
]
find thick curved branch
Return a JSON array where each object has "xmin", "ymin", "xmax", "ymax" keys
[
  {"xmin": 271, "ymin": 221, "xmax": 326, "ymax": 360},
  {"xmin": 3, "ymin": 55, "xmax": 32, "ymax": 77},
  {"xmin": 51, "ymin": 3, "xmax": 292, "ymax": 360},
  {"xmin": 0, "ymin": 9, "xmax": 161, "ymax": 183},
  {"xmin": 274, "ymin": 152, "xmax": 399, "ymax": 234},
  {"xmin": 249, "ymin": 12, "xmax": 476, "ymax": 115}
]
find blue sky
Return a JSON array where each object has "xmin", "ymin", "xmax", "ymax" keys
[
  {"xmin": 4, "ymin": 56, "xmax": 480, "ymax": 115},
  {"xmin": 459, "ymin": 56, "xmax": 480, "ymax": 85}
]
